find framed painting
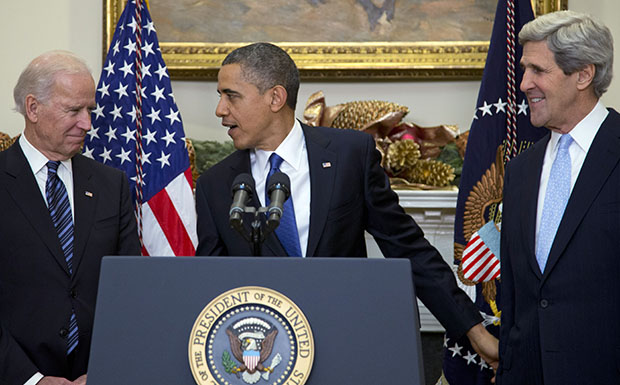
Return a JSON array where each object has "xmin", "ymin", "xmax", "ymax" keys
[{"xmin": 103, "ymin": 0, "xmax": 567, "ymax": 80}]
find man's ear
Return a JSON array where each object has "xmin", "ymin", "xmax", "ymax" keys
[
  {"xmin": 269, "ymin": 85, "xmax": 288, "ymax": 112},
  {"xmin": 576, "ymin": 63, "xmax": 595, "ymax": 91},
  {"xmin": 24, "ymin": 94, "xmax": 40, "ymax": 123}
]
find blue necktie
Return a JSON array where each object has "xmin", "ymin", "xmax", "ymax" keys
[
  {"xmin": 536, "ymin": 134, "xmax": 573, "ymax": 271},
  {"xmin": 46, "ymin": 161, "xmax": 79, "ymax": 354},
  {"xmin": 265, "ymin": 154, "xmax": 302, "ymax": 257}
]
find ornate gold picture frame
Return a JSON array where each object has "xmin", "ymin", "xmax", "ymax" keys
[{"xmin": 103, "ymin": 0, "xmax": 567, "ymax": 80}]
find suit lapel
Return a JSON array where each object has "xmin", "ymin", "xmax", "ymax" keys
[
  {"xmin": 3, "ymin": 144, "xmax": 70, "ymax": 275},
  {"xmin": 228, "ymin": 150, "xmax": 287, "ymax": 256},
  {"xmin": 518, "ymin": 135, "xmax": 549, "ymax": 279},
  {"xmin": 543, "ymin": 109, "xmax": 620, "ymax": 278},
  {"xmin": 71, "ymin": 155, "xmax": 97, "ymax": 274},
  {"xmin": 302, "ymin": 124, "xmax": 337, "ymax": 257}
]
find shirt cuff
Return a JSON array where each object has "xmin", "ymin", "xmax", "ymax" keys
[{"xmin": 25, "ymin": 372, "xmax": 44, "ymax": 385}]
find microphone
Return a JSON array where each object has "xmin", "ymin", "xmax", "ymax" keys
[
  {"xmin": 266, "ymin": 171, "xmax": 291, "ymax": 230},
  {"xmin": 229, "ymin": 173, "xmax": 255, "ymax": 227}
]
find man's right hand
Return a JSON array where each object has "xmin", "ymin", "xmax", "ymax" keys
[{"xmin": 37, "ymin": 377, "xmax": 74, "ymax": 385}]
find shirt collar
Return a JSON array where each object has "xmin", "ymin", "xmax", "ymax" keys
[
  {"xmin": 19, "ymin": 133, "xmax": 73, "ymax": 175},
  {"xmin": 254, "ymin": 119, "xmax": 305, "ymax": 172},
  {"xmin": 549, "ymin": 101, "xmax": 608, "ymax": 153}
]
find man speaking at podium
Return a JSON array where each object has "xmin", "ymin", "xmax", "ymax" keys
[{"xmin": 195, "ymin": 42, "xmax": 498, "ymax": 364}]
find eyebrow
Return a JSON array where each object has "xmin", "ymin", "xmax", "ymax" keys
[{"xmin": 219, "ymin": 88, "xmax": 240, "ymax": 96}]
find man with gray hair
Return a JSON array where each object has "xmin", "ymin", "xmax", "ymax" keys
[
  {"xmin": 498, "ymin": 10, "xmax": 617, "ymax": 384},
  {"xmin": 0, "ymin": 51, "xmax": 139, "ymax": 384}
]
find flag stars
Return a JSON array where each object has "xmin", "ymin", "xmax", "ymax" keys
[
  {"xmin": 112, "ymin": 40, "xmax": 120, "ymax": 56},
  {"xmin": 151, "ymin": 85, "xmax": 166, "ymax": 103},
  {"xmin": 127, "ymin": 17, "xmax": 138, "ymax": 34},
  {"xmin": 131, "ymin": 173, "xmax": 147, "ymax": 187},
  {"xmin": 127, "ymin": 105, "xmax": 138, "ymax": 122},
  {"xmin": 155, "ymin": 63, "xmax": 169, "ymax": 80},
  {"xmin": 156, "ymin": 151, "xmax": 171, "ymax": 168},
  {"xmin": 518, "ymin": 99, "xmax": 529, "ymax": 115},
  {"xmin": 132, "ymin": 86, "xmax": 147, "ymax": 99},
  {"xmin": 494, "ymin": 97, "xmax": 507, "ymax": 114},
  {"xmin": 448, "ymin": 343, "xmax": 463, "ymax": 357},
  {"xmin": 104, "ymin": 125, "xmax": 118, "ymax": 142},
  {"xmin": 143, "ymin": 129, "xmax": 157, "ymax": 145},
  {"xmin": 141, "ymin": 63, "xmax": 152, "ymax": 78},
  {"xmin": 463, "ymin": 350, "xmax": 478, "ymax": 365},
  {"xmin": 142, "ymin": 151, "xmax": 152, "ymax": 164},
  {"xmin": 161, "ymin": 130, "xmax": 176, "ymax": 147},
  {"xmin": 142, "ymin": 41, "xmax": 155, "ymax": 58},
  {"xmin": 147, "ymin": 107, "xmax": 161, "ymax": 124},
  {"xmin": 116, "ymin": 147, "xmax": 132, "ymax": 165},
  {"xmin": 99, "ymin": 147, "xmax": 112, "ymax": 163},
  {"xmin": 120, "ymin": 60, "xmax": 134, "ymax": 78},
  {"xmin": 121, "ymin": 127, "xmax": 137, "ymax": 144},
  {"xmin": 144, "ymin": 20, "xmax": 156, "ymax": 35},
  {"xmin": 92, "ymin": 103, "xmax": 105, "ymax": 120},
  {"xmin": 110, "ymin": 104, "xmax": 123, "ymax": 121},
  {"xmin": 83, "ymin": 146, "xmax": 94, "ymax": 159},
  {"xmin": 104, "ymin": 61, "xmax": 115, "ymax": 77},
  {"xmin": 478, "ymin": 357, "xmax": 490, "ymax": 371},
  {"xmin": 479, "ymin": 101, "xmax": 493, "ymax": 117},
  {"xmin": 87, "ymin": 126, "xmax": 100, "ymax": 141},
  {"xmin": 124, "ymin": 39, "xmax": 137, "ymax": 56},
  {"xmin": 114, "ymin": 82, "xmax": 129, "ymax": 100},
  {"xmin": 165, "ymin": 108, "xmax": 181, "ymax": 125},
  {"xmin": 97, "ymin": 81, "xmax": 110, "ymax": 98}
]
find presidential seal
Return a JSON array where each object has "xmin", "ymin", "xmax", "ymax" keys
[{"xmin": 188, "ymin": 286, "xmax": 314, "ymax": 385}]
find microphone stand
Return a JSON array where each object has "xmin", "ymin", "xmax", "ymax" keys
[{"xmin": 231, "ymin": 206, "xmax": 275, "ymax": 257}]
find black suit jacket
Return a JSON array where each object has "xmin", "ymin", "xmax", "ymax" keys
[
  {"xmin": 196, "ymin": 123, "xmax": 482, "ymax": 336},
  {"xmin": 498, "ymin": 109, "xmax": 620, "ymax": 385},
  {"xmin": 0, "ymin": 143, "xmax": 140, "ymax": 384}
]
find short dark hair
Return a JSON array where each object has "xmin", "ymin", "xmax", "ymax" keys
[{"xmin": 222, "ymin": 42, "xmax": 300, "ymax": 110}]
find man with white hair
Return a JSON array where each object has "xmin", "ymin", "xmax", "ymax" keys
[
  {"xmin": 0, "ymin": 51, "xmax": 139, "ymax": 384},
  {"xmin": 498, "ymin": 11, "xmax": 618, "ymax": 384}
]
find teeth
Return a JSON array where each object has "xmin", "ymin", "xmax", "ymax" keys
[{"xmin": 531, "ymin": 97, "xmax": 543, "ymax": 103}]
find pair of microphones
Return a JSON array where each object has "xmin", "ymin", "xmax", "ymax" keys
[{"xmin": 229, "ymin": 172, "xmax": 291, "ymax": 232}]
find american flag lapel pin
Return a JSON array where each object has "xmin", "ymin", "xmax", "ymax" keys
[
  {"xmin": 85, "ymin": 191, "xmax": 93, "ymax": 198},
  {"xmin": 322, "ymin": 162, "xmax": 331, "ymax": 168}
]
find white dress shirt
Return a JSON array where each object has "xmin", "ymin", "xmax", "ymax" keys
[
  {"xmin": 535, "ymin": 101, "xmax": 609, "ymax": 246},
  {"xmin": 19, "ymin": 134, "xmax": 75, "ymax": 218},
  {"xmin": 250, "ymin": 120, "xmax": 310, "ymax": 257}
]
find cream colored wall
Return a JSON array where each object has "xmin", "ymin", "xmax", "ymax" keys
[{"xmin": 1, "ymin": 0, "xmax": 618, "ymax": 140}]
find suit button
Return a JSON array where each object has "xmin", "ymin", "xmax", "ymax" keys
[
  {"xmin": 59, "ymin": 328, "xmax": 69, "ymax": 337},
  {"xmin": 540, "ymin": 299, "xmax": 549, "ymax": 308},
  {"xmin": 70, "ymin": 289, "xmax": 77, "ymax": 299}
]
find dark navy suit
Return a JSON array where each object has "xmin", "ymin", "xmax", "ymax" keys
[
  {"xmin": 196, "ymin": 123, "xmax": 482, "ymax": 336},
  {"xmin": 0, "ymin": 143, "xmax": 140, "ymax": 383},
  {"xmin": 498, "ymin": 109, "xmax": 620, "ymax": 384}
]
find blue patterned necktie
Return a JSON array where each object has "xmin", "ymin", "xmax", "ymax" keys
[
  {"xmin": 536, "ymin": 134, "xmax": 573, "ymax": 271},
  {"xmin": 46, "ymin": 161, "xmax": 79, "ymax": 354},
  {"xmin": 265, "ymin": 153, "xmax": 302, "ymax": 257}
]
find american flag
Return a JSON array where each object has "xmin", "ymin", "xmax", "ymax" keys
[
  {"xmin": 461, "ymin": 221, "xmax": 501, "ymax": 283},
  {"xmin": 444, "ymin": 0, "xmax": 547, "ymax": 383},
  {"xmin": 84, "ymin": 0, "xmax": 197, "ymax": 256}
]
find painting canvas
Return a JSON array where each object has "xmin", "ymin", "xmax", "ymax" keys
[
  {"xmin": 150, "ymin": 0, "xmax": 496, "ymax": 43},
  {"xmin": 104, "ymin": 0, "xmax": 567, "ymax": 80}
]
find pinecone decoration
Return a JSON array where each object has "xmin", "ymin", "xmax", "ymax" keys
[
  {"xmin": 331, "ymin": 100, "xmax": 409, "ymax": 130},
  {"xmin": 406, "ymin": 159, "xmax": 455, "ymax": 187},
  {"xmin": 0, "ymin": 132, "xmax": 17, "ymax": 152},
  {"xmin": 387, "ymin": 139, "xmax": 421, "ymax": 172}
]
